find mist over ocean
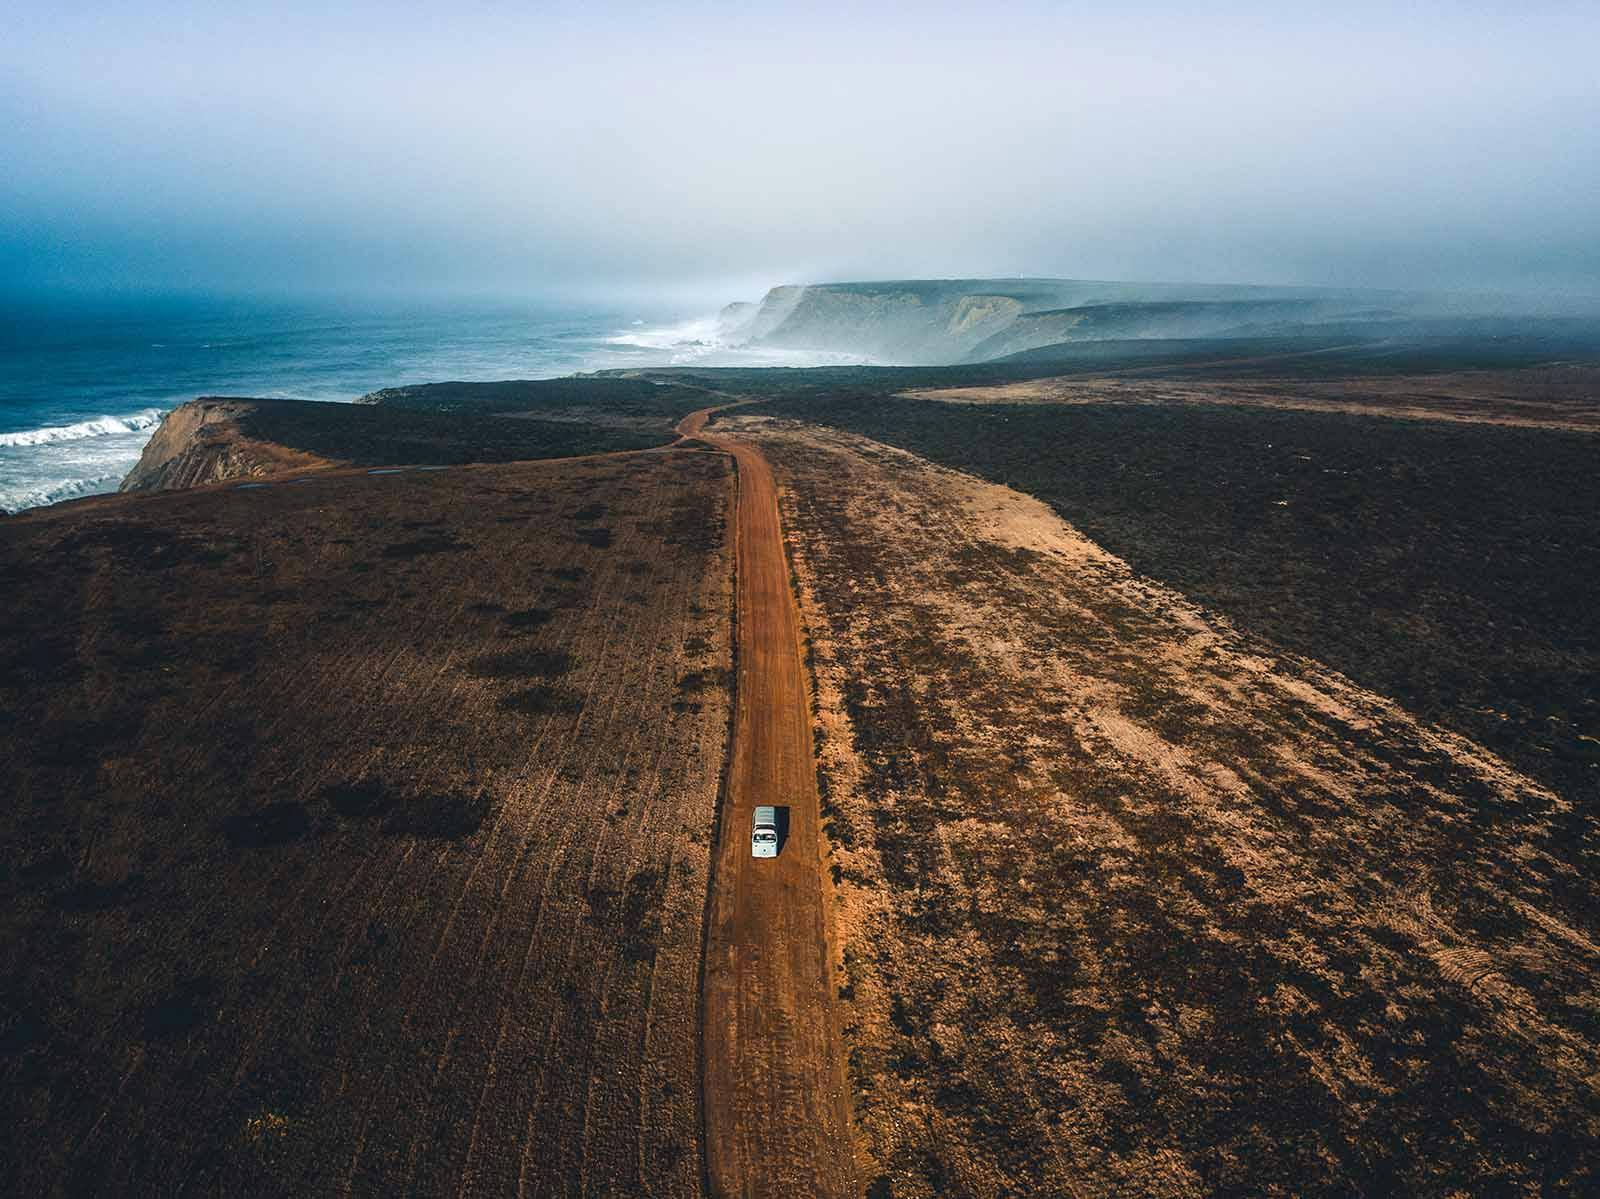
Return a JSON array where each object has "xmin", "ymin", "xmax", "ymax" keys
[{"xmin": 0, "ymin": 293, "xmax": 847, "ymax": 514}]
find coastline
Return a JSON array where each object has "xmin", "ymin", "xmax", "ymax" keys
[{"xmin": 0, "ymin": 301, "xmax": 720, "ymax": 515}]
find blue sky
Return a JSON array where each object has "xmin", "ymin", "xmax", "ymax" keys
[{"xmin": 3, "ymin": 1, "xmax": 1597, "ymax": 300}]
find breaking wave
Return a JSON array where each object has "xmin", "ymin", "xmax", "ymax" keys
[
  {"xmin": 0, "ymin": 474, "xmax": 126, "ymax": 515},
  {"xmin": 605, "ymin": 316, "xmax": 873, "ymax": 368},
  {"xmin": 605, "ymin": 316, "xmax": 726, "ymax": 361},
  {"xmin": 0, "ymin": 408, "xmax": 166, "ymax": 448}
]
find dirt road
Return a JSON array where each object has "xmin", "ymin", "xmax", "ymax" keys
[{"xmin": 691, "ymin": 409, "xmax": 858, "ymax": 1198}]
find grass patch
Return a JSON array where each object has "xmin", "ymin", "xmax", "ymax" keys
[
  {"xmin": 382, "ymin": 792, "xmax": 491, "ymax": 841},
  {"xmin": 466, "ymin": 648, "xmax": 574, "ymax": 679},
  {"xmin": 501, "ymin": 607, "xmax": 555, "ymax": 632},
  {"xmin": 498, "ymin": 685, "xmax": 583, "ymax": 716}
]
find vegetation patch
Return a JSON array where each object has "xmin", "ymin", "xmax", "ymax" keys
[
  {"xmin": 769, "ymin": 394, "xmax": 1600, "ymax": 798},
  {"xmin": 321, "ymin": 779, "xmax": 393, "ymax": 819},
  {"xmin": 753, "ymin": 420, "xmax": 1600, "ymax": 1196},
  {"xmin": 501, "ymin": 606, "xmax": 555, "ymax": 632},
  {"xmin": 382, "ymin": 535, "xmax": 472, "ymax": 559},
  {"xmin": 497, "ymin": 685, "xmax": 582, "ymax": 716},
  {"xmin": 33, "ymin": 711, "xmax": 145, "ymax": 767},
  {"xmin": 466, "ymin": 648, "xmax": 574, "ymax": 679},
  {"xmin": 381, "ymin": 792, "xmax": 492, "ymax": 841},
  {"xmin": 142, "ymin": 975, "xmax": 219, "ymax": 1040},
  {"xmin": 0, "ymin": 449, "xmax": 733, "ymax": 1196},
  {"xmin": 231, "ymin": 397, "xmax": 666, "ymax": 468},
  {"xmin": 56, "ymin": 874, "xmax": 143, "ymax": 913},
  {"xmin": 223, "ymin": 802, "xmax": 314, "ymax": 849}
]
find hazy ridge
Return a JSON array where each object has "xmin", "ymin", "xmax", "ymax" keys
[{"xmin": 714, "ymin": 277, "xmax": 1600, "ymax": 365}]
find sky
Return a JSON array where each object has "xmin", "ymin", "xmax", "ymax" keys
[{"xmin": 3, "ymin": 0, "xmax": 1598, "ymax": 303}]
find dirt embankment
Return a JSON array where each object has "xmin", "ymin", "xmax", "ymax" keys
[
  {"xmin": 725, "ymin": 414, "xmax": 1600, "ymax": 1196},
  {"xmin": 1, "ymin": 452, "xmax": 733, "ymax": 1196}
]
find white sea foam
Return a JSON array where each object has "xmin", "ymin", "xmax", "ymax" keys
[
  {"xmin": 605, "ymin": 316, "xmax": 725, "ymax": 359},
  {"xmin": 0, "ymin": 408, "xmax": 166, "ymax": 448},
  {"xmin": 0, "ymin": 473, "xmax": 126, "ymax": 514},
  {"xmin": 604, "ymin": 315, "xmax": 874, "ymax": 368},
  {"xmin": 0, "ymin": 409, "xmax": 170, "ymax": 513}
]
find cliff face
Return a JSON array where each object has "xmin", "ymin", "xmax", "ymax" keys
[
  {"xmin": 741, "ymin": 285, "xmax": 808, "ymax": 342},
  {"xmin": 119, "ymin": 399, "xmax": 331, "ymax": 492},
  {"xmin": 962, "ymin": 298, "xmax": 1385, "ymax": 361},
  {"xmin": 120, "ymin": 395, "xmax": 674, "ymax": 495},
  {"xmin": 726, "ymin": 278, "xmax": 1417, "ymax": 364},
  {"xmin": 749, "ymin": 284, "xmax": 1035, "ymax": 362},
  {"xmin": 715, "ymin": 301, "xmax": 760, "ymax": 341}
]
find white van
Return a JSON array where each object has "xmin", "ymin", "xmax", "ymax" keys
[{"xmin": 751, "ymin": 805, "xmax": 778, "ymax": 858}]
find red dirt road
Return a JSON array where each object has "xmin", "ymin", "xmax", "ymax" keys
[{"xmin": 692, "ymin": 410, "xmax": 858, "ymax": 1198}]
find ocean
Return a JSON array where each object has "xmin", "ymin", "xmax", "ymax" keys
[{"xmin": 0, "ymin": 293, "xmax": 847, "ymax": 514}]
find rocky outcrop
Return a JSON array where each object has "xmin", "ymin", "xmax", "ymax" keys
[{"xmin": 119, "ymin": 399, "xmax": 331, "ymax": 492}]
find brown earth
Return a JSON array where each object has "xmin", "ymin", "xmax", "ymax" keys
[
  {"xmin": 9, "ymin": 362, "xmax": 1596, "ymax": 1197},
  {"xmin": 720, "ymin": 413, "xmax": 1600, "ymax": 1195},
  {"xmin": 0, "ymin": 451, "xmax": 734, "ymax": 1196},
  {"xmin": 901, "ymin": 364, "xmax": 1600, "ymax": 431},
  {"xmin": 695, "ymin": 423, "xmax": 858, "ymax": 1198}
]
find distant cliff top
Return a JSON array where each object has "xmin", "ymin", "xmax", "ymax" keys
[{"xmin": 717, "ymin": 277, "xmax": 1422, "ymax": 365}]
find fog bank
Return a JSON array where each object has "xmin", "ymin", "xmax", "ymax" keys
[{"xmin": 4, "ymin": 1, "xmax": 1597, "ymax": 299}]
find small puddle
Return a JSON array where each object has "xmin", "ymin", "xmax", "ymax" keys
[
  {"xmin": 367, "ymin": 468, "xmax": 409, "ymax": 475},
  {"xmin": 234, "ymin": 483, "xmax": 271, "ymax": 490},
  {"xmin": 415, "ymin": 465, "xmax": 450, "ymax": 472}
]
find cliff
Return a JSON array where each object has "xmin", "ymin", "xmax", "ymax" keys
[
  {"xmin": 715, "ymin": 301, "xmax": 760, "ymax": 341},
  {"xmin": 119, "ymin": 395, "xmax": 673, "ymax": 494},
  {"xmin": 741, "ymin": 284, "xmax": 808, "ymax": 341},
  {"xmin": 747, "ymin": 280, "xmax": 1062, "ymax": 362},
  {"xmin": 723, "ymin": 278, "xmax": 1417, "ymax": 364},
  {"xmin": 961, "ymin": 298, "xmax": 1361, "ymax": 361},
  {"xmin": 120, "ymin": 399, "xmax": 331, "ymax": 492}
]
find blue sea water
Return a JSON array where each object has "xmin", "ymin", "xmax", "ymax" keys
[{"xmin": 0, "ymin": 293, "xmax": 836, "ymax": 514}]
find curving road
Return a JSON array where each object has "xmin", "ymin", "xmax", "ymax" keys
[{"xmin": 681, "ymin": 407, "xmax": 858, "ymax": 1198}]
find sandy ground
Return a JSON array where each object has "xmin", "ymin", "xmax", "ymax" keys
[
  {"xmin": 901, "ymin": 365, "xmax": 1600, "ymax": 431},
  {"xmin": 725, "ymin": 413, "xmax": 1600, "ymax": 1195}
]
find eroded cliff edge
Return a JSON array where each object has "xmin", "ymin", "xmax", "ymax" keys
[
  {"xmin": 118, "ymin": 388, "xmax": 690, "ymax": 494},
  {"xmin": 120, "ymin": 398, "xmax": 333, "ymax": 492},
  {"xmin": 720, "ymin": 277, "xmax": 1419, "ymax": 364}
]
